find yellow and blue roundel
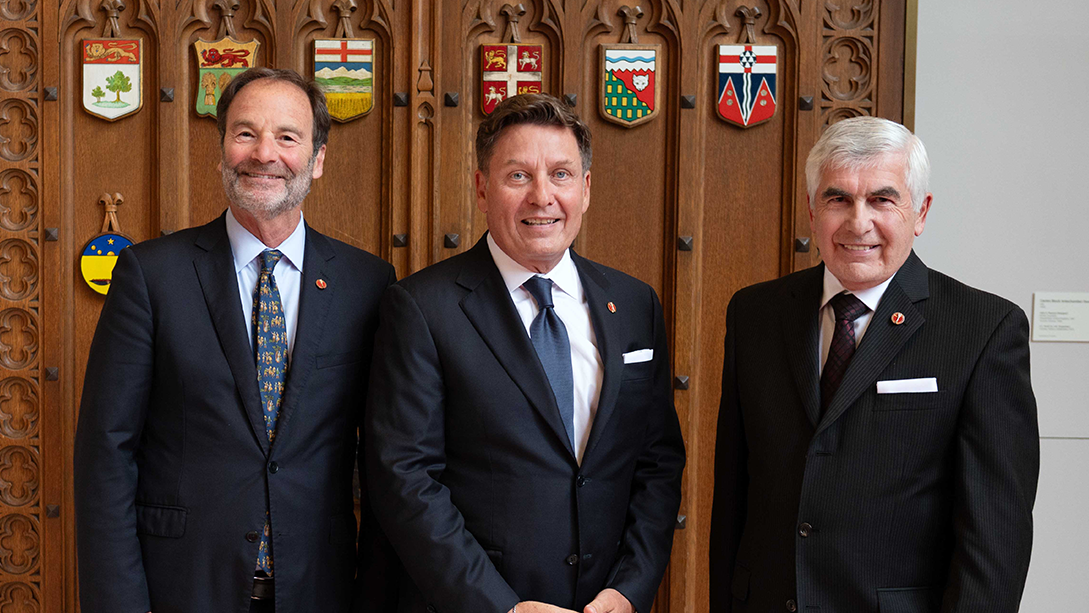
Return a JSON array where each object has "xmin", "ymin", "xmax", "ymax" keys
[{"xmin": 80, "ymin": 233, "xmax": 133, "ymax": 295}]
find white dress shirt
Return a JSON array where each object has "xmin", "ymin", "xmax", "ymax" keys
[
  {"xmin": 225, "ymin": 208, "xmax": 305, "ymax": 361},
  {"xmin": 487, "ymin": 234, "xmax": 604, "ymax": 465},
  {"xmin": 818, "ymin": 268, "xmax": 894, "ymax": 376}
]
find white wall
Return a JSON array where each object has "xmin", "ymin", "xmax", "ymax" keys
[{"xmin": 914, "ymin": 1, "xmax": 1089, "ymax": 608}]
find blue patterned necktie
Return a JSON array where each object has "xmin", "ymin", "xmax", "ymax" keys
[
  {"xmin": 522, "ymin": 276, "xmax": 575, "ymax": 450},
  {"xmin": 253, "ymin": 249, "xmax": 288, "ymax": 575}
]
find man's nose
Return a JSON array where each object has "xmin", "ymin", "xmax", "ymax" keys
[
  {"xmin": 844, "ymin": 200, "xmax": 874, "ymax": 233},
  {"xmin": 528, "ymin": 177, "xmax": 552, "ymax": 206},
  {"xmin": 251, "ymin": 135, "xmax": 278, "ymax": 164}
]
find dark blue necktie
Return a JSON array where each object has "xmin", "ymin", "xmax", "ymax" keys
[
  {"xmin": 522, "ymin": 276, "xmax": 575, "ymax": 450},
  {"xmin": 252, "ymin": 249, "xmax": 288, "ymax": 575}
]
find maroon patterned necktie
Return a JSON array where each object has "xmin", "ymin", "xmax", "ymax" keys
[{"xmin": 820, "ymin": 292, "xmax": 869, "ymax": 415}]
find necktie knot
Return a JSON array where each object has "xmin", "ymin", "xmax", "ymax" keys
[
  {"xmin": 829, "ymin": 292, "xmax": 868, "ymax": 322},
  {"xmin": 523, "ymin": 275, "xmax": 555, "ymax": 310},
  {"xmin": 259, "ymin": 249, "xmax": 284, "ymax": 273}
]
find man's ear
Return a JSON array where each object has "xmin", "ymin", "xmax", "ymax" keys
[
  {"xmin": 475, "ymin": 170, "xmax": 489, "ymax": 213},
  {"xmin": 311, "ymin": 145, "xmax": 327, "ymax": 180},
  {"xmin": 914, "ymin": 193, "xmax": 933, "ymax": 236}
]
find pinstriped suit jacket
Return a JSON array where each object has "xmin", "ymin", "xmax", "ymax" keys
[{"xmin": 709, "ymin": 251, "xmax": 1039, "ymax": 613}]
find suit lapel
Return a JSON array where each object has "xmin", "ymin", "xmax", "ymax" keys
[
  {"xmin": 192, "ymin": 215, "xmax": 268, "ymax": 455},
  {"xmin": 781, "ymin": 266, "xmax": 824, "ymax": 427},
  {"xmin": 457, "ymin": 237, "xmax": 577, "ymax": 460},
  {"xmin": 817, "ymin": 252, "xmax": 929, "ymax": 434},
  {"xmin": 575, "ymin": 253, "xmax": 622, "ymax": 460},
  {"xmin": 272, "ymin": 224, "xmax": 336, "ymax": 447}
]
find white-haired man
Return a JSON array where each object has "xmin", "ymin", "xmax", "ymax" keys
[{"xmin": 709, "ymin": 116, "xmax": 1039, "ymax": 613}]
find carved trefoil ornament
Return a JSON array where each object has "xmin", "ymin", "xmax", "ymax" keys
[
  {"xmin": 194, "ymin": 37, "xmax": 260, "ymax": 118},
  {"xmin": 81, "ymin": 39, "xmax": 143, "ymax": 121},
  {"xmin": 314, "ymin": 39, "xmax": 375, "ymax": 121},
  {"xmin": 716, "ymin": 7, "xmax": 777, "ymax": 128}
]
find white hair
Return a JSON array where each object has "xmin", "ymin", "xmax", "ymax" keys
[{"xmin": 805, "ymin": 116, "xmax": 930, "ymax": 211}]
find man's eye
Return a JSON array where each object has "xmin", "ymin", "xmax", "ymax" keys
[
  {"xmin": 554, "ymin": 170, "xmax": 570, "ymax": 179},
  {"xmin": 510, "ymin": 172, "xmax": 527, "ymax": 181}
]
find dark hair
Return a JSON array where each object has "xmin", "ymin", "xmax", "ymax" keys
[
  {"xmin": 216, "ymin": 67, "xmax": 331, "ymax": 152},
  {"xmin": 476, "ymin": 93, "xmax": 592, "ymax": 173}
]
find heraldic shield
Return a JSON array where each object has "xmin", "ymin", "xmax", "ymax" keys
[
  {"xmin": 82, "ymin": 39, "xmax": 142, "ymax": 121},
  {"xmin": 481, "ymin": 44, "xmax": 543, "ymax": 115},
  {"xmin": 600, "ymin": 44, "xmax": 660, "ymax": 128},
  {"xmin": 314, "ymin": 39, "xmax": 375, "ymax": 122},
  {"xmin": 717, "ymin": 44, "xmax": 777, "ymax": 128},
  {"xmin": 194, "ymin": 37, "xmax": 260, "ymax": 118}
]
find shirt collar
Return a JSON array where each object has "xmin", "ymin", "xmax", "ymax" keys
[
  {"xmin": 820, "ymin": 266, "xmax": 894, "ymax": 314},
  {"xmin": 225, "ymin": 208, "xmax": 306, "ymax": 274},
  {"xmin": 487, "ymin": 233, "xmax": 583, "ymax": 302}
]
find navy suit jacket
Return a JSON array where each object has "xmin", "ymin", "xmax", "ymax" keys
[
  {"xmin": 365, "ymin": 235, "xmax": 686, "ymax": 613},
  {"xmin": 74, "ymin": 214, "xmax": 397, "ymax": 613}
]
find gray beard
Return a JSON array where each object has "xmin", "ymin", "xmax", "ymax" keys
[{"xmin": 221, "ymin": 157, "xmax": 314, "ymax": 221}]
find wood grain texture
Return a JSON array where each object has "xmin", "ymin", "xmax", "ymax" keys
[{"xmin": 20, "ymin": 1, "xmax": 909, "ymax": 611}]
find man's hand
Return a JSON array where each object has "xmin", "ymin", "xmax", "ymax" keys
[
  {"xmin": 584, "ymin": 589, "xmax": 633, "ymax": 613},
  {"xmin": 510, "ymin": 602, "xmax": 577, "ymax": 613}
]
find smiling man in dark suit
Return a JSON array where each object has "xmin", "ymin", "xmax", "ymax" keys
[
  {"xmin": 74, "ymin": 68, "xmax": 396, "ymax": 613},
  {"xmin": 365, "ymin": 94, "xmax": 685, "ymax": 613},
  {"xmin": 709, "ymin": 116, "xmax": 1040, "ymax": 613}
]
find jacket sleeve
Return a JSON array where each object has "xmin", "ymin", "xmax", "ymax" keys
[
  {"xmin": 708, "ymin": 294, "xmax": 748, "ymax": 613},
  {"xmin": 73, "ymin": 246, "xmax": 155, "ymax": 613},
  {"xmin": 604, "ymin": 285, "xmax": 687, "ymax": 613},
  {"xmin": 353, "ymin": 262, "xmax": 402, "ymax": 613},
  {"xmin": 942, "ymin": 306, "xmax": 1039, "ymax": 612},
  {"xmin": 364, "ymin": 284, "xmax": 520, "ymax": 613}
]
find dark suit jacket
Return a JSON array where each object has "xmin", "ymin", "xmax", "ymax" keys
[
  {"xmin": 365, "ymin": 236, "xmax": 685, "ymax": 613},
  {"xmin": 709, "ymin": 251, "xmax": 1039, "ymax": 613},
  {"xmin": 74, "ymin": 214, "xmax": 397, "ymax": 613}
]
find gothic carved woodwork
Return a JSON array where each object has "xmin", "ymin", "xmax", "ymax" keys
[
  {"xmin": 14, "ymin": 1, "xmax": 909, "ymax": 611},
  {"xmin": 820, "ymin": 0, "xmax": 877, "ymax": 124},
  {"xmin": 0, "ymin": 0, "xmax": 42, "ymax": 610}
]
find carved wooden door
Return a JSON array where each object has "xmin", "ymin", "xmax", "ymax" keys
[{"xmin": 0, "ymin": 0, "xmax": 909, "ymax": 611}]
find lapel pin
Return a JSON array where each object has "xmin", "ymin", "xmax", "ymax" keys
[
  {"xmin": 607, "ymin": 301, "xmax": 616, "ymax": 313},
  {"xmin": 316, "ymin": 279, "xmax": 327, "ymax": 290},
  {"xmin": 891, "ymin": 312, "xmax": 905, "ymax": 325}
]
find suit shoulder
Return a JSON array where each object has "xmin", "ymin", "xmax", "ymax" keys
[
  {"xmin": 318, "ymin": 232, "xmax": 395, "ymax": 279},
  {"xmin": 577, "ymin": 256, "xmax": 657, "ymax": 298},
  {"xmin": 729, "ymin": 266, "xmax": 819, "ymax": 308},
  {"xmin": 926, "ymin": 268, "xmax": 1024, "ymax": 324},
  {"xmin": 393, "ymin": 249, "xmax": 471, "ymax": 296},
  {"xmin": 123, "ymin": 223, "xmax": 205, "ymax": 267}
]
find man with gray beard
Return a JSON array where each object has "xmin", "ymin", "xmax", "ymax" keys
[{"xmin": 74, "ymin": 68, "xmax": 397, "ymax": 613}]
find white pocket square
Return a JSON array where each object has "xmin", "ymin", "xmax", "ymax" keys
[
  {"xmin": 876, "ymin": 377, "xmax": 938, "ymax": 394},
  {"xmin": 622, "ymin": 349, "xmax": 654, "ymax": 364}
]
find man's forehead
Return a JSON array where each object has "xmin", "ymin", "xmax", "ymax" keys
[
  {"xmin": 228, "ymin": 80, "xmax": 313, "ymax": 131},
  {"xmin": 820, "ymin": 154, "xmax": 908, "ymax": 186}
]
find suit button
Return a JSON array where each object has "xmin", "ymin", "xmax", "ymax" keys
[
  {"xmin": 268, "ymin": 462, "xmax": 279, "ymax": 474},
  {"xmin": 245, "ymin": 531, "xmax": 259, "ymax": 543},
  {"xmin": 576, "ymin": 475, "xmax": 587, "ymax": 487},
  {"xmin": 799, "ymin": 522, "xmax": 812, "ymax": 537},
  {"xmin": 786, "ymin": 599, "xmax": 797, "ymax": 612},
  {"xmin": 565, "ymin": 554, "xmax": 579, "ymax": 566},
  {"xmin": 426, "ymin": 606, "xmax": 437, "ymax": 613}
]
